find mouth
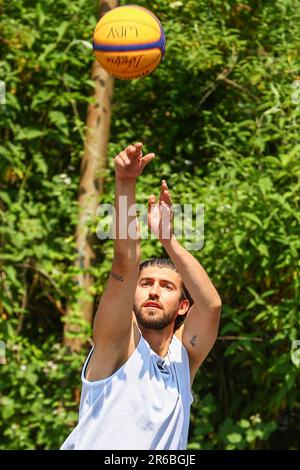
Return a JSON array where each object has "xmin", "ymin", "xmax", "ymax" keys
[{"xmin": 144, "ymin": 302, "xmax": 162, "ymax": 309}]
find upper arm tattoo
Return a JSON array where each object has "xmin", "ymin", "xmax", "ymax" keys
[
  {"xmin": 110, "ymin": 271, "xmax": 124, "ymax": 282},
  {"xmin": 190, "ymin": 334, "xmax": 197, "ymax": 347}
]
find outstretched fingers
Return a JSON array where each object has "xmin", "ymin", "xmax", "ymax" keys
[
  {"xmin": 124, "ymin": 143, "xmax": 155, "ymax": 169},
  {"xmin": 148, "ymin": 194, "xmax": 156, "ymax": 211},
  {"xmin": 115, "ymin": 142, "xmax": 155, "ymax": 179},
  {"xmin": 159, "ymin": 180, "xmax": 173, "ymax": 206}
]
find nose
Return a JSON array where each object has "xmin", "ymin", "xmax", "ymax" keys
[{"xmin": 148, "ymin": 282, "xmax": 160, "ymax": 298}]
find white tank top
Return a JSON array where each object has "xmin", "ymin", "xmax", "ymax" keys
[{"xmin": 60, "ymin": 333, "xmax": 193, "ymax": 450}]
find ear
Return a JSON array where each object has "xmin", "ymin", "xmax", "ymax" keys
[{"xmin": 177, "ymin": 299, "xmax": 190, "ymax": 317}]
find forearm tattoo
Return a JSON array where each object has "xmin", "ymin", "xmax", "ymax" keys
[
  {"xmin": 190, "ymin": 335, "xmax": 197, "ymax": 347},
  {"xmin": 110, "ymin": 271, "xmax": 124, "ymax": 282}
]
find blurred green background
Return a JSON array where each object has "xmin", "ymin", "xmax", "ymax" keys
[{"xmin": 0, "ymin": 0, "xmax": 299, "ymax": 449}]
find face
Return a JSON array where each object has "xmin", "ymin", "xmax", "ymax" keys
[{"xmin": 133, "ymin": 266, "xmax": 188, "ymax": 330}]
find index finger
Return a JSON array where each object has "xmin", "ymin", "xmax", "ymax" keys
[
  {"xmin": 125, "ymin": 144, "xmax": 139, "ymax": 160},
  {"xmin": 134, "ymin": 142, "xmax": 143, "ymax": 159},
  {"xmin": 134, "ymin": 142, "xmax": 143, "ymax": 151},
  {"xmin": 159, "ymin": 180, "xmax": 172, "ymax": 205}
]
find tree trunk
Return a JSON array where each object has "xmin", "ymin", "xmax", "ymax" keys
[{"xmin": 64, "ymin": 0, "xmax": 119, "ymax": 351}]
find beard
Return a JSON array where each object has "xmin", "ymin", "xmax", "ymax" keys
[{"xmin": 133, "ymin": 302, "xmax": 178, "ymax": 330}]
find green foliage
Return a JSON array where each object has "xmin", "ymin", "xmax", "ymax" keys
[
  {"xmin": 1, "ymin": 0, "xmax": 300, "ymax": 449},
  {"xmin": 0, "ymin": 335, "xmax": 85, "ymax": 449}
]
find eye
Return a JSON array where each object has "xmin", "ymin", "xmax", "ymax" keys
[
  {"xmin": 141, "ymin": 281, "xmax": 151, "ymax": 286},
  {"xmin": 164, "ymin": 284, "xmax": 173, "ymax": 290}
]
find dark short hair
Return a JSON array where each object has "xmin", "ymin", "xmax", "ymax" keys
[{"xmin": 138, "ymin": 257, "xmax": 193, "ymax": 330}]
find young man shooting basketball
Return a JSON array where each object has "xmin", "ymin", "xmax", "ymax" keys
[{"xmin": 61, "ymin": 143, "xmax": 221, "ymax": 450}]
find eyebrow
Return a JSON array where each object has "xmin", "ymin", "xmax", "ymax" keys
[{"xmin": 139, "ymin": 277, "xmax": 177, "ymax": 289}]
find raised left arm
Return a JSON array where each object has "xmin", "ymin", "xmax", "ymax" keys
[
  {"xmin": 149, "ymin": 180, "xmax": 221, "ymax": 381},
  {"xmin": 162, "ymin": 234, "xmax": 221, "ymax": 373}
]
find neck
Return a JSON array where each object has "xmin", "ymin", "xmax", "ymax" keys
[{"xmin": 138, "ymin": 324, "xmax": 174, "ymax": 358}]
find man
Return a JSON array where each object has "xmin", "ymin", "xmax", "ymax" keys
[{"xmin": 61, "ymin": 143, "xmax": 221, "ymax": 450}]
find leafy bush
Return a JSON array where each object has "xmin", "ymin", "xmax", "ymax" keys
[{"xmin": 1, "ymin": 0, "xmax": 299, "ymax": 449}]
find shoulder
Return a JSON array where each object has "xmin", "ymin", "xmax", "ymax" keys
[
  {"xmin": 174, "ymin": 325, "xmax": 184, "ymax": 342},
  {"xmin": 85, "ymin": 320, "xmax": 142, "ymax": 382}
]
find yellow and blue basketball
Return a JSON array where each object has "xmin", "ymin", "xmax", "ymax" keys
[{"xmin": 92, "ymin": 5, "xmax": 166, "ymax": 80}]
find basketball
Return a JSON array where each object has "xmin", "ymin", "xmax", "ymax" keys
[{"xmin": 92, "ymin": 5, "xmax": 166, "ymax": 80}]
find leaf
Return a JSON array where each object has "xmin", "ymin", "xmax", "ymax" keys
[
  {"xmin": 0, "ymin": 190, "xmax": 11, "ymax": 205},
  {"xmin": 39, "ymin": 43, "xmax": 56, "ymax": 60},
  {"xmin": 257, "ymin": 177, "xmax": 273, "ymax": 195},
  {"xmin": 242, "ymin": 212, "xmax": 263, "ymax": 227},
  {"xmin": 31, "ymin": 91, "xmax": 55, "ymax": 110},
  {"xmin": 227, "ymin": 433, "xmax": 242, "ymax": 444},
  {"xmin": 33, "ymin": 153, "xmax": 48, "ymax": 175},
  {"xmin": 1, "ymin": 397, "xmax": 15, "ymax": 420},
  {"xmin": 5, "ymin": 266, "xmax": 19, "ymax": 286},
  {"xmin": 36, "ymin": 3, "xmax": 46, "ymax": 27},
  {"xmin": 56, "ymin": 21, "xmax": 69, "ymax": 43},
  {"xmin": 26, "ymin": 371, "xmax": 38, "ymax": 386},
  {"xmin": 257, "ymin": 243, "xmax": 269, "ymax": 257},
  {"xmin": 233, "ymin": 232, "xmax": 245, "ymax": 252},
  {"xmin": 15, "ymin": 128, "xmax": 43, "ymax": 141},
  {"xmin": 239, "ymin": 419, "xmax": 250, "ymax": 429},
  {"xmin": 49, "ymin": 111, "xmax": 69, "ymax": 136}
]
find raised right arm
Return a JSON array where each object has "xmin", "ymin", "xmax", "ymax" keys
[
  {"xmin": 86, "ymin": 143, "xmax": 155, "ymax": 380},
  {"xmin": 94, "ymin": 175, "xmax": 140, "ymax": 344}
]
